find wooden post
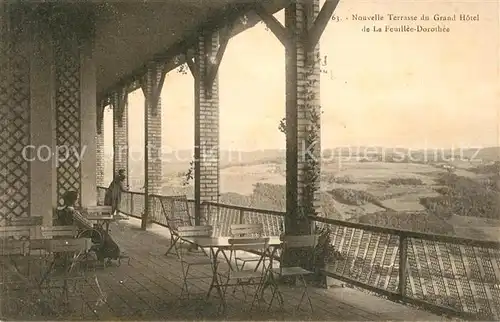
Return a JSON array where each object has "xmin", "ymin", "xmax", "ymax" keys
[
  {"xmin": 140, "ymin": 63, "xmax": 164, "ymax": 230},
  {"xmin": 284, "ymin": 0, "xmax": 300, "ymax": 239},
  {"xmin": 398, "ymin": 234, "xmax": 408, "ymax": 297},
  {"xmin": 193, "ymin": 31, "xmax": 221, "ymax": 227},
  {"xmin": 239, "ymin": 209, "xmax": 245, "ymax": 225}
]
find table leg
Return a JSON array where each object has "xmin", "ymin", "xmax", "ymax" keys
[
  {"xmin": 206, "ymin": 248, "xmax": 226, "ymax": 311},
  {"xmin": 257, "ymin": 246, "xmax": 284, "ymax": 308},
  {"xmin": 206, "ymin": 247, "xmax": 218, "ymax": 299}
]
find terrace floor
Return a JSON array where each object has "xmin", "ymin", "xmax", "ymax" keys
[{"xmin": 4, "ymin": 218, "xmax": 444, "ymax": 321}]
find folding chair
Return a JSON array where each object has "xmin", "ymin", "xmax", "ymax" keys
[
  {"xmin": 33, "ymin": 226, "xmax": 103, "ymax": 267},
  {"xmin": 159, "ymin": 196, "xmax": 194, "ymax": 256},
  {"xmin": 218, "ymin": 237, "xmax": 270, "ymax": 311},
  {"xmin": 37, "ymin": 238, "xmax": 93, "ymax": 314},
  {"xmin": 0, "ymin": 226, "xmax": 32, "ymax": 240},
  {"xmin": 229, "ymin": 224, "xmax": 264, "ymax": 270},
  {"xmin": 175, "ymin": 225, "xmax": 214, "ymax": 299},
  {"xmin": 0, "ymin": 226, "xmax": 36, "ymax": 290},
  {"xmin": 268, "ymin": 235, "xmax": 319, "ymax": 312},
  {"xmin": 0, "ymin": 239, "xmax": 31, "ymax": 316}
]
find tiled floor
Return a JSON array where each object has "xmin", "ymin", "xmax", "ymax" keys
[{"xmin": 1, "ymin": 218, "xmax": 443, "ymax": 321}]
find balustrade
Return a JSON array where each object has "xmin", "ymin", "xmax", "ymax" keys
[{"xmin": 97, "ymin": 186, "xmax": 500, "ymax": 320}]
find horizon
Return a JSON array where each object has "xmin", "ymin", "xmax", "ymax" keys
[
  {"xmin": 102, "ymin": 145, "xmax": 500, "ymax": 154},
  {"xmin": 102, "ymin": 0, "xmax": 499, "ymax": 156}
]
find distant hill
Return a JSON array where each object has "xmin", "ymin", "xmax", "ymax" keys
[{"xmin": 113, "ymin": 146, "xmax": 500, "ymax": 180}]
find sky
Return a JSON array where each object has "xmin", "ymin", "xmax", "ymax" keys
[{"xmin": 104, "ymin": 0, "xmax": 499, "ymax": 155}]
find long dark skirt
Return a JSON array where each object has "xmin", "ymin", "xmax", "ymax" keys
[{"xmin": 79, "ymin": 227, "xmax": 120, "ymax": 261}]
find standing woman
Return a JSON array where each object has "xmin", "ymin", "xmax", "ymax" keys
[{"xmin": 104, "ymin": 169, "xmax": 128, "ymax": 216}]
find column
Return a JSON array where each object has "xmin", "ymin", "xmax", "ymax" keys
[
  {"xmin": 96, "ymin": 100, "xmax": 105, "ymax": 187},
  {"xmin": 54, "ymin": 28, "xmax": 82, "ymax": 206},
  {"xmin": 29, "ymin": 22, "xmax": 57, "ymax": 225},
  {"xmin": 0, "ymin": 4, "xmax": 34, "ymax": 225},
  {"xmin": 194, "ymin": 32, "xmax": 221, "ymax": 225},
  {"xmin": 284, "ymin": 0, "xmax": 322, "ymax": 236},
  {"xmin": 112, "ymin": 88, "xmax": 129, "ymax": 186},
  {"xmin": 79, "ymin": 38, "xmax": 98, "ymax": 207},
  {"xmin": 53, "ymin": 5, "xmax": 97, "ymax": 208},
  {"xmin": 141, "ymin": 63, "xmax": 163, "ymax": 229}
]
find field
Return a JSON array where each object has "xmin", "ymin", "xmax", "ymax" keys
[
  {"xmin": 121, "ymin": 148, "xmax": 500, "ymax": 241},
  {"xmin": 179, "ymin": 160, "xmax": 499, "ymax": 240},
  {"xmin": 119, "ymin": 151, "xmax": 500, "ymax": 318}
]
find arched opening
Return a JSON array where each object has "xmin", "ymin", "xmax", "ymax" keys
[
  {"xmin": 218, "ymin": 9, "xmax": 285, "ymax": 211},
  {"xmin": 127, "ymin": 89, "xmax": 145, "ymax": 191}
]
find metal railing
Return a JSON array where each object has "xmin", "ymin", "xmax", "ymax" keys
[{"xmin": 98, "ymin": 187, "xmax": 500, "ymax": 320}]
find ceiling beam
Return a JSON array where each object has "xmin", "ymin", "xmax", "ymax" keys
[
  {"xmin": 304, "ymin": 0, "xmax": 340, "ymax": 52},
  {"xmin": 204, "ymin": 23, "xmax": 233, "ymax": 95},
  {"xmin": 254, "ymin": 4, "xmax": 290, "ymax": 48},
  {"xmin": 98, "ymin": 1, "xmax": 286, "ymax": 101},
  {"xmin": 184, "ymin": 49, "xmax": 199, "ymax": 81}
]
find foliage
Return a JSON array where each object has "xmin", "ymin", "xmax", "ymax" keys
[
  {"xmin": 419, "ymin": 196, "xmax": 454, "ymax": 219},
  {"xmin": 182, "ymin": 158, "xmax": 194, "ymax": 186},
  {"xmin": 433, "ymin": 173, "xmax": 500, "ymax": 219},
  {"xmin": 176, "ymin": 63, "xmax": 188, "ymax": 75},
  {"xmin": 328, "ymin": 188, "xmax": 389, "ymax": 210},
  {"xmin": 387, "ymin": 178, "xmax": 424, "ymax": 186},
  {"xmin": 468, "ymin": 161, "xmax": 500, "ymax": 175},
  {"xmin": 324, "ymin": 174, "xmax": 355, "ymax": 184},
  {"xmin": 277, "ymin": 53, "xmax": 323, "ymax": 222},
  {"xmin": 249, "ymin": 183, "xmax": 286, "ymax": 211},
  {"xmin": 357, "ymin": 211, "xmax": 455, "ymax": 235},
  {"xmin": 276, "ymin": 53, "xmax": 338, "ymax": 279}
]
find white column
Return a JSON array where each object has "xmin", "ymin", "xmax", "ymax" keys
[
  {"xmin": 79, "ymin": 40, "xmax": 97, "ymax": 206},
  {"xmin": 30, "ymin": 27, "xmax": 56, "ymax": 226}
]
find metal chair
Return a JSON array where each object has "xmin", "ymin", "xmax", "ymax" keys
[
  {"xmin": 268, "ymin": 234, "xmax": 319, "ymax": 312},
  {"xmin": 218, "ymin": 237, "xmax": 270, "ymax": 312},
  {"xmin": 0, "ymin": 239, "xmax": 31, "ymax": 316},
  {"xmin": 0, "ymin": 226, "xmax": 32, "ymax": 240},
  {"xmin": 175, "ymin": 225, "xmax": 214, "ymax": 300},
  {"xmin": 7, "ymin": 216, "xmax": 43, "ymax": 226},
  {"xmin": 37, "ymin": 237, "xmax": 93, "ymax": 313},
  {"xmin": 82, "ymin": 205, "xmax": 112, "ymax": 215},
  {"xmin": 229, "ymin": 224, "xmax": 265, "ymax": 270},
  {"xmin": 159, "ymin": 196, "xmax": 194, "ymax": 257}
]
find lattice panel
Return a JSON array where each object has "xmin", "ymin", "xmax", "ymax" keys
[
  {"xmin": 0, "ymin": 44, "xmax": 31, "ymax": 225},
  {"xmin": 55, "ymin": 41, "xmax": 81, "ymax": 206}
]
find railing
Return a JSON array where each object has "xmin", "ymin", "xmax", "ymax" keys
[{"xmin": 98, "ymin": 187, "xmax": 500, "ymax": 320}]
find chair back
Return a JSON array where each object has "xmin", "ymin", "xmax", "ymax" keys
[
  {"xmin": 7, "ymin": 216, "xmax": 43, "ymax": 226},
  {"xmin": 83, "ymin": 205, "xmax": 112, "ymax": 212},
  {"xmin": 35, "ymin": 226, "xmax": 78, "ymax": 239},
  {"xmin": 228, "ymin": 236, "xmax": 270, "ymax": 251},
  {"xmin": 230, "ymin": 224, "xmax": 263, "ymax": 237},
  {"xmin": 177, "ymin": 225, "xmax": 213, "ymax": 238},
  {"xmin": 228, "ymin": 237, "xmax": 270, "ymax": 270},
  {"xmin": 46, "ymin": 238, "xmax": 92, "ymax": 253},
  {"xmin": 0, "ymin": 226, "xmax": 32, "ymax": 239},
  {"xmin": 82, "ymin": 206, "xmax": 113, "ymax": 224},
  {"xmin": 0, "ymin": 240, "xmax": 28, "ymax": 255},
  {"xmin": 280, "ymin": 235, "xmax": 319, "ymax": 268},
  {"xmin": 83, "ymin": 205, "xmax": 113, "ymax": 216},
  {"xmin": 281, "ymin": 234, "xmax": 319, "ymax": 249},
  {"xmin": 160, "ymin": 195, "xmax": 192, "ymax": 231}
]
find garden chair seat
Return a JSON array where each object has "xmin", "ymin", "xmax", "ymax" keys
[
  {"xmin": 272, "ymin": 266, "xmax": 313, "ymax": 276},
  {"xmin": 181, "ymin": 256, "xmax": 213, "ymax": 266}
]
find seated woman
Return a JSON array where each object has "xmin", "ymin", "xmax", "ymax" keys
[{"xmin": 56, "ymin": 190, "xmax": 125, "ymax": 264}]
